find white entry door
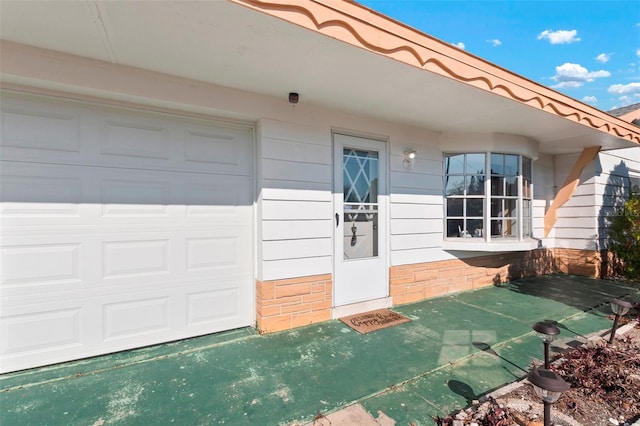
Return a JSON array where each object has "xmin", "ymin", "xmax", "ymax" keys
[{"xmin": 333, "ymin": 133, "xmax": 388, "ymax": 306}]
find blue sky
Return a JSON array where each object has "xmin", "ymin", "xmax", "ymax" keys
[{"xmin": 358, "ymin": 1, "xmax": 640, "ymax": 112}]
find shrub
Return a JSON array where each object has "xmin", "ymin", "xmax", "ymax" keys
[{"xmin": 608, "ymin": 195, "xmax": 640, "ymax": 279}]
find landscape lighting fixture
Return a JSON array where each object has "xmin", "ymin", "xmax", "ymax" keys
[
  {"xmin": 403, "ymin": 149, "xmax": 417, "ymax": 169},
  {"xmin": 527, "ymin": 367, "xmax": 570, "ymax": 426},
  {"xmin": 608, "ymin": 298, "xmax": 633, "ymax": 344},
  {"xmin": 532, "ymin": 321, "xmax": 560, "ymax": 368}
]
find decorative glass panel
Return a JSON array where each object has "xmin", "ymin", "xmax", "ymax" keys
[{"xmin": 343, "ymin": 148, "xmax": 379, "ymax": 259}]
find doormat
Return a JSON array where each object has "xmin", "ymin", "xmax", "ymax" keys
[{"xmin": 339, "ymin": 308, "xmax": 411, "ymax": 334}]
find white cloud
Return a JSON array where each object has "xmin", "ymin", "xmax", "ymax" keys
[
  {"xmin": 453, "ymin": 42, "xmax": 465, "ymax": 50},
  {"xmin": 582, "ymin": 96, "xmax": 597, "ymax": 104},
  {"xmin": 537, "ymin": 29, "xmax": 580, "ymax": 44},
  {"xmin": 551, "ymin": 63, "xmax": 611, "ymax": 88},
  {"xmin": 487, "ymin": 39, "xmax": 502, "ymax": 47},
  {"xmin": 595, "ymin": 53, "xmax": 611, "ymax": 63},
  {"xmin": 608, "ymin": 82, "xmax": 640, "ymax": 96},
  {"xmin": 637, "ymin": 49, "xmax": 640, "ymax": 58}
]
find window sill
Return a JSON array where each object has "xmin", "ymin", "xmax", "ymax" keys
[{"xmin": 442, "ymin": 238, "xmax": 541, "ymax": 252}]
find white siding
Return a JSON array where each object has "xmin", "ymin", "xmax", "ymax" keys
[{"xmin": 258, "ymin": 119, "xmax": 333, "ymax": 280}]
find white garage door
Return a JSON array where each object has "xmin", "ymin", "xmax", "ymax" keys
[{"xmin": 0, "ymin": 93, "xmax": 254, "ymax": 373}]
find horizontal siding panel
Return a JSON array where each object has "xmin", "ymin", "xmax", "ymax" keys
[
  {"xmin": 390, "ymin": 233, "xmax": 442, "ymax": 250},
  {"xmin": 390, "ymin": 156, "xmax": 442, "ymax": 174},
  {"xmin": 390, "ymin": 193, "xmax": 443, "ymax": 205},
  {"xmin": 556, "ymin": 205, "xmax": 597, "ymax": 217},
  {"xmin": 391, "ymin": 218, "xmax": 442, "ymax": 235},
  {"xmin": 391, "ymin": 172, "xmax": 442, "ymax": 190},
  {"xmin": 261, "ymin": 179, "xmax": 331, "ymax": 192},
  {"xmin": 390, "ymin": 247, "xmax": 454, "ymax": 266},
  {"xmin": 262, "ymin": 256, "xmax": 332, "ymax": 281},
  {"xmin": 390, "ymin": 203, "xmax": 443, "ymax": 219},
  {"xmin": 260, "ymin": 119, "xmax": 329, "ymax": 146},
  {"xmin": 262, "ymin": 137, "xmax": 331, "ymax": 164},
  {"xmin": 262, "ymin": 220, "xmax": 331, "ymax": 240},
  {"xmin": 262, "ymin": 158, "xmax": 330, "ymax": 184},
  {"xmin": 555, "ymin": 217, "xmax": 596, "ymax": 228},
  {"xmin": 262, "ymin": 200, "xmax": 331, "ymax": 220},
  {"xmin": 261, "ymin": 188, "xmax": 332, "ymax": 202},
  {"xmin": 262, "ymin": 238, "xmax": 331, "ymax": 261}
]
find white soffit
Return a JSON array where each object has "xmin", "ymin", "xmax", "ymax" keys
[{"xmin": 0, "ymin": 0, "xmax": 635, "ymax": 154}]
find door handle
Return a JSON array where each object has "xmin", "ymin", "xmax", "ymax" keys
[{"xmin": 335, "ymin": 213, "xmax": 339, "ymax": 227}]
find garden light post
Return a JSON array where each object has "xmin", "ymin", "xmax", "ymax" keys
[
  {"xmin": 609, "ymin": 299, "xmax": 633, "ymax": 344},
  {"xmin": 528, "ymin": 367, "xmax": 570, "ymax": 426},
  {"xmin": 532, "ymin": 321, "xmax": 560, "ymax": 368}
]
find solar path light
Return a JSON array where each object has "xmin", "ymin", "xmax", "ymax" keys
[
  {"xmin": 609, "ymin": 298, "xmax": 633, "ymax": 344},
  {"xmin": 527, "ymin": 367, "xmax": 570, "ymax": 426},
  {"xmin": 532, "ymin": 321, "xmax": 560, "ymax": 368}
]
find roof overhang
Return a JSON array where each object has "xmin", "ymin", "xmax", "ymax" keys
[{"xmin": 1, "ymin": 0, "xmax": 638, "ymax": 154}]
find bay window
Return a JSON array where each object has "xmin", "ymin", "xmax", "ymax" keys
[{"xmin": 445, "ymin": 152, "xmax": 532, "ymax": 241}]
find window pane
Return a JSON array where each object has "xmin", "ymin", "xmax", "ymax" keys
[
  {"xmin": 466, "ymin": 199, "xmax": 484, "ymax": 217},
  {"xmin": 447, "ymin": 219, "xmax": 464, "ymax": 237},
  {"xmin": 491, "ymin": 153, "xmax": 504, "ymax": 175},
  {"xmin": 445, "ymin": 154, "xmax": 464, "ymax": 174},
  {"xmin": 522, "ymin": 177, "xmax": 531, "ymax": 198},
  {"xmin": 467, "ymin": 219, "xmax": 484, "ymax": 237},
  {"xmin": 447, "ymin": 198, "xmax": 463, "ymax": 216},
  {"xmin": 466, "ymin": 153, "xmax": 485, "ymax": 174},
  {"xmin": 466, "ymin": 175, "xmax": 485, "ymax": 195},
  {"xmin": 491, "ymin": 176, "xmax": 504, "ymax": 196},
  {"xmin": 504, "ymin": 198, "xmax": 517, "ymax": 218},
  {"xmin": 445, "ymin": 175, "xmax": 465, "ymax": 196},
  {"xmin": 505, "ymin": 176, "xmax": 518, "ymax": 196},
  {"xmin": 523, "ymin": 200, "xmax": 532, "ymax": 237},
  {"xmin": 491, "ymin": 198, "xmax": 503, "ymax": 218},
  {"xmin": 505, "ymin": 155, "xmax": 518, "ymax": 176},
  {"xmin": 523, "ymin": 157, "xmax": 532, "ymax": 179}
]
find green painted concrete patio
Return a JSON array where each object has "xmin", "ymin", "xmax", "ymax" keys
[{"xmin": 2, "ymin": 274, "xmax": 639, "ymax": 426}]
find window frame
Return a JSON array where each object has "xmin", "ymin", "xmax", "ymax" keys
[{"xmin": 444, "ymin": 152, "xmax": 533, "ymax": 244}]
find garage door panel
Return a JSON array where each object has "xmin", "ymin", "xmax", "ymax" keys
[
  {"xmin": 0, "ymin": 94, "xmax": 254, "ymax": 373},
  {"xmin": 2, "ymin": 95, "xmax": 252, "ymax": 176}
]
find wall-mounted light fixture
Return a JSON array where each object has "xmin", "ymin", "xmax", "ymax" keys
[
  {"xmin": 403, "ymin": 149, "xmax": 418, "ymax": 169},
  {"xmin": 288, "ymin": 92, "xmax": 299, "ymax": 104}
]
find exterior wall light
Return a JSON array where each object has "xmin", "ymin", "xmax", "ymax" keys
[
  {"xmin": 527, "ymin": 367, "xmax": 570, "ymax": 426},
  {"xmin": 532, "ymin": 320, "xmax": 560, "ymax": 368},
  {"xmin": 288, "ymin": 92, "xmax": 299, "ymax": 104},
  {"xmin": 403, "ymin": 149, "xmax": 417, "ymax": 169},
  {"xmin": 609, "ymin": 298, "xmax": 633, "ymax": 344}
]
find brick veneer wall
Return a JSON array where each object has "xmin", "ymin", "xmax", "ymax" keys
[
  {"xmin": 256, "ymin": 274, "xmax": 332, "ymax": 334},
  {"xmin": 390, "ymin": 249, "xmax": 557, "ymax": 305},
  {"xmin": 255, "ymin": 248, "xmax": 611, "ymax": 333}
]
